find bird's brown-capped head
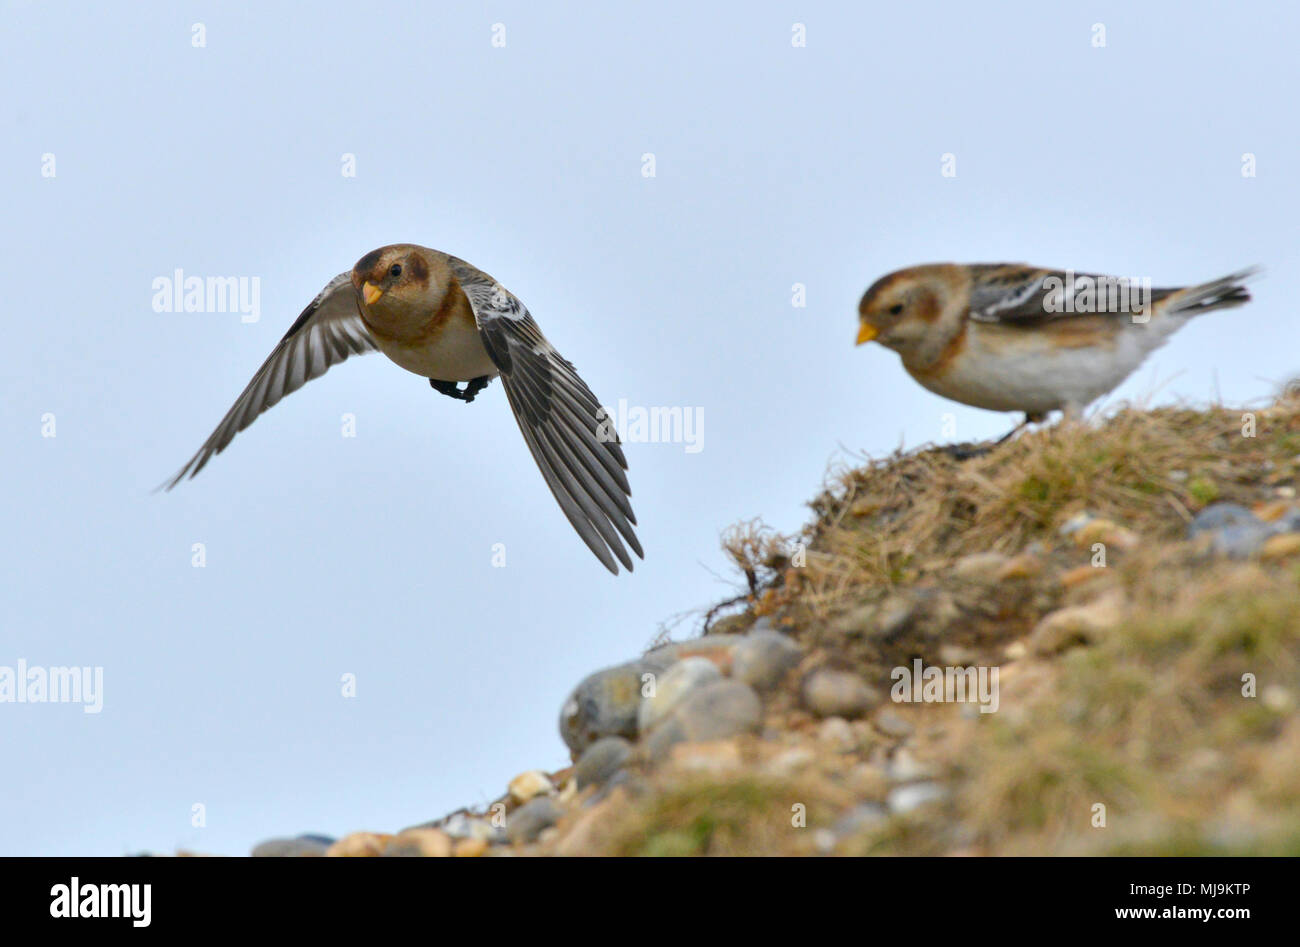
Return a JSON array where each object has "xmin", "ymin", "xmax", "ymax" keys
[
  {"xmin": 351, "ymin": 244, "xmax": 452, "ymax": 333},
  {"xmin": 856, "ymin": 265, "xmax": 954, "ymax": 355}
]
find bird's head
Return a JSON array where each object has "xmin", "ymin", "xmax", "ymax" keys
[
  {"xmin": 856, "ymin": 265, "xmax": 954, "ymax": 357},
  {"xmin": 351, "ymin": 244, "xmax": 452, "ymax": 332}
]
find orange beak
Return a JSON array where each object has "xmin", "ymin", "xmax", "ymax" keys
[
  {"xmin": 362, "ymin": 282, "xmax": 384, "ymax": 306},
  {"xmin": 856, "ymin": 323, "xmax": 878, "ymax": 345}
]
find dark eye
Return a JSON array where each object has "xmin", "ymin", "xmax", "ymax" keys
[
  {"xmin": 888, "ymin": 303, "xmax": 904, "ymax": 315},
  {"xmin": 389, "ymin": 263, "xmax": 403, "ymax": 278}
]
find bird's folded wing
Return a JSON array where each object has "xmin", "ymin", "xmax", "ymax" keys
[
  {"xmin": 967, "ymin": 265, "xmax": 1179, "ymax": 325},
  {"xmin": 450, "ymin": 258, "xmax": 642, "ymax": 575},
  {"xmin": 163, "ymin": 272, "xmax": 377, "ymax": 489}
]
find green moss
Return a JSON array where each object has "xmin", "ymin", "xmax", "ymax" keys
[{"xmin": 1187, "ymin": 476, "xmax": 1220, "ymax": 506}]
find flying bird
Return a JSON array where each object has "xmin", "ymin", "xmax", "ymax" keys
[
  {"xmin": 856, "ymin": 262, "xmax": 1260, "ymax": 440},
  {"xmin": 165, "ymin": 244, "xmax": 643, "ymax": 574}
]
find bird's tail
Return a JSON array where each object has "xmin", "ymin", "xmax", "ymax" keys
[{"xmin": 1164, "ymin": 266, "xmax": 1262, "ymax": 317}]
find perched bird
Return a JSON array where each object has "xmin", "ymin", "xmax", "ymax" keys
[
  {"xmin": 856, "ymin": 263, "xmax": 1260, "ymax": 438},
  {"xmin": 165, "ymin": 244, "xmax": 642, "ymax": 574}
]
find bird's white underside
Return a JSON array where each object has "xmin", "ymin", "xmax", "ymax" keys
[{"xmin": 912, "ymin": 318, "xmax": 1182, "ymax": 415}]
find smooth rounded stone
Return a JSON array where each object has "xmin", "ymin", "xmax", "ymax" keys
[
  {"xmin": 454, "ymin": 837, "xmax": 489, "ymax": 857},
  {"xmin": 250, "ymin": 835, "xmax": 332, "ymax": 857},
  {"xmin": 645, "ymin": 634, "xmax": 746, "ymax": 674},
  {"xmin": 1072, "ymin": 519, "xmax": 1138, "ymax": 551},
  {"xmin": 441, "ymin": 812, "xmax": 507, "ymax": 844},
  {"xmin": 762, "ymin": 745, "xmax": 816, "ymax": 778},
  {"xmin": 1187, "ymin": 502, "xmax": 1257, "ymax": 537},
  {"xmin": 644, "ymin": 679, "xmax": 763, "ymax": 761},
  {"xmin": 874, "ymin": 596, "xmax": 917, "ymax": 638},
  {"xmin": 952, "ymin": 551, "xmax": 1010, "ymax": 580},
  {"xmin": 873, "ymin": 708, "xmax": 915, "ymax": 739},
  {"xmin": 731, "ymin": 629, "xmax": 803, "ymax": 691},
  {"xmin": 382, "ymin": 828, "xmax": 453, "ymax": 858},
  {"xmin": 1261, "ymin": 532, "xmax": 1300, "ymax": 559},
  {"xmin": 508, "ymin": 770, "xmax": 555, "ymax": 804},
  {"xmin": 326, "ymin": 832, "xmax": 392, "ymax": 857},
  {"xmin": 995, "ymin": 551, "xmax": 1044, "ymax": 580},
  {"xmin": 1269, "ymin": 507, "xmax": 1300, "ymax": 533},
  {"xmin": 667, "ymin": 739, "xmax": 743, "ymax": 774},
  {"xmin": 832, "ymin": 803, "xmax": 888, "ymax": 838},
  {"xmin": 1029, "ymin": 590, "xmax": 1124, "ymax": 655},
  {"xmin": 802, "ymin": 669, "xmax": 881, "ymax": 719},
  {"xmin": 574, "ymin": 736, "xmax": 633, "ymax": 789},
  {"xmin": 559, "ymin": 653, "xmax": 677, "ymax": 755},
  {"xmin": 887, "ymin": 748, "xmax": 937, "ymax": 783},
  {"xmin": 1187, "ymin": 502, "xmax": 1273, "ymax": 558},
  {"xmin": 846, "ymin": 762, "xmax": 890, "ymax": 798},
  {"xmin": 506, "ymin": 797, "xmax": 564, "ymax": 844},
  {"xmin": 1058, "ymin": 511, "xmax": 1095, "ymax": 537},
  {"xmin": 817, "ymin": 716, "xmax": 857, "ymax": 753},
  {"xmin": 1211, "ymin": 522, "xmax": 1272, "ymax": 559},
  {"xmin": 637, "ymin": 657, "xmax": 723, "ymax": 733},
  {"xmin": 886, "ymin": 781, "xmax": 949, "ymax": 814},
  {"xmin": 1262, "ymin": 685, "xmax": 1296, "ymax": 712}
]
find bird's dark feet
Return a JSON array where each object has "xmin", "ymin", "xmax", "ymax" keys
[
  {"xmin": 943, "ymin": 442, "xmax": 992, "ymax": 461},
  {"xmin": 429, "ymin": 375, "xmax": 492, "ymax": 403},
  {"xmin": 944, "ymin": 412, "xmax": 1048, "ymax": 460}
]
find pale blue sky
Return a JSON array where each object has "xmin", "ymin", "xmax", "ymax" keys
[{"xmin": 2, "ymin": 2, "xmax": 1296, "ymax": 855}]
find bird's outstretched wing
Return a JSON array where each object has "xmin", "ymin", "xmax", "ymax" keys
[
  {"xmin": 449, "ymin": 257, "xmax": 642, "ymax": 575},
  {"xmin": 163, "ymin": 272, "xmax": 377, "ymax": 489}
]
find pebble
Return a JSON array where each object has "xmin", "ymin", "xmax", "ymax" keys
[
  {"xmin": 644, "ymin": 679, "xmax": 763, "ymax": 761},
  {"xmin": 830, "ymin": 603, "xmax": 878, "ymax": 638},
  {"xmin": 637, "ymin": 657, "xmax": 722, "ymax": 733},
  {"xmin": 1187, "ymin": 503, "xmax": 1272, "ymax": 559},
  {"xmin": 454, "ymin": 837, "xmax": 489, "ymax": 857},
  {"xmin": 1029, "ymin": 591, "xmax": 1125, "ymax": 655},
  {"xmin": 1074, "ymin": 519, "xmax": 1138, "ymax": 551},
  {"xmin": 872, "ymin": 709, "xmax": 915, "ymax": 739},
  {"xmin": 508, "ymin": 770, "xmax": 555, "ymax": 804},
  {"xmin": 668, "ymin": 739, "xmax": 743, "ymax": 773},
  {"xmin": 506, "ymin": 797, "xmax": 564, "ymax": 844},
  {"xmin": 326, "ymin": 832, "xmax": 392, "ymax": 857},
  {"xmin": 574, "ymin": 736, "xmax": 633, "ymax": 789},
  {"xmin": 874, "ymin": 596, "xmax": 917, "ymax": 638},
  {"xmin": 886, "ymin": 781, "xmax": 949, "ymax": 814},
  {"xmin": 383, "ymin": 829, "xmax": 453, "ymax": 858},
  {"xmin": 802, "ymin": 669, "xmax": 881, "ymax": 719},
  {"xmin": 888, "ymin": 748, "xmax": 937, "ymax": 783},
  {"xmin": 441, "ymin": 812, "xmax": 507, "ymax": 844},
  {"xmin": 937, "ymin": 644, "xmax": 978, "ymax": 666},
  {"xmin": 952, "ymin": 551, "xmax": 1010, "ymax": 580},
  {"xmin": 1060, "ymin": 564, "xmax": 1107, "ymax": 589},
  {"xmin": 731, "ymin": 628, "xmax": 803, "ymax": 691},
  {"xmin": 995, "ymin": 552, "xmax": 1043, "ymax": 580},
  {"xmin": 832, "ymin": 803, "xmax": 888, "ymax": 838},
  {"xmin": 1261, "ymin": 533, "xmax": 1300, "ymax": 560},
  {"xmin": 1188, "ymin": 502, "xmax": 1257, "ymax": 535},
  {"xmin": 1253, "ymin": 500, "xmax": 1293, "ymax": 522},
  {"xmin": 846, "ymin": 762, "xmax": 890, "ymax": 798},
  {"xmin": 250, "ymin": 835, "xmax": 333, "ymax": 857},
  {"xmin": 817, "ymin": 716, "xmax": 857, "ymax": 753},
  {"xmin": 1262, "ymin": 685, "xmax": 1296, "ymax": 713},
  {"xmin": 762, "ymin": 746, "xmax": 816, "ymax": 778},
  {"xmin": 558, "ymin": 654, "xmax": 675, "ymax": 754},
  {"xmin": 646, "ymin": 634, "xmax": 746, "ymax": 675},
  {"xmin": 1058, "ymin": 512, "xmax": 1095, "ymax": 537}
]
